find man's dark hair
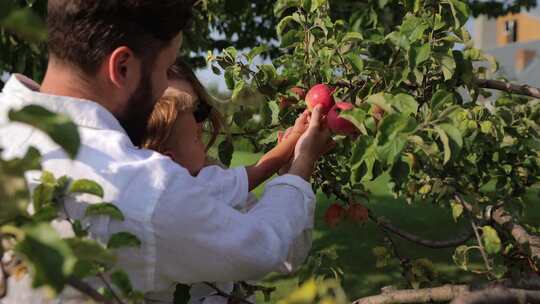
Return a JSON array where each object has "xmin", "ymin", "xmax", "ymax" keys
[{"xmin": 47, "ymin": 0, "xmax": 193, "ymax": 74}]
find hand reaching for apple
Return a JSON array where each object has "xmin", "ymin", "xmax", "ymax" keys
[
  {"xmin": 288, "ymin": 105, "xmax": 335, "ymax": 180},
  {"xmin": 277, "ymin": 111, "xmax": 310, "ymax": 175}
]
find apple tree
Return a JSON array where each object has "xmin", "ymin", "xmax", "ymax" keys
[{"xmin": 207, "ymin": 0, "xmax": 540, "ymax": 303}]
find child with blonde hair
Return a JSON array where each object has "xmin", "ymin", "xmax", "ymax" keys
[{"xmin": 141, "ymin": 59, "xmax": 313, "ymax": 303}]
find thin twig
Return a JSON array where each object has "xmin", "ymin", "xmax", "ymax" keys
[
  {"xmin": 66, "ymin": 277, "xmax": 114, "ymax": 304},
  {"xmin": 97, "ymin": 273, "xmax": 125, "ymax": 304},
  {"xmin": 333, "ymin": 189, "xmax": 472, "ymax": 248},
  {"xmin": 203, "ymin": 282, "xmax": 255, "ymax": 304},
  {"xmin": 454, "ymin": 194, "xmax": 492, "ymax": 274},
  {"xmin": 380, "ymin": 228, "xmax": 412, "ymax": 288},
  {"xmin": 475, "ymin": 78, "xmax": 540, "ymax": 99},
  {"xmin": 470, "ymin": 218, "xmax": 492, "ymax": 273}
]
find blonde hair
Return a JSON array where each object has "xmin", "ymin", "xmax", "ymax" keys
[
  {"xmin": 141, "ymin": 91, "xmax": 195, "ymax": 152},
  {"xmin": 141, "ymin": 58, "xmax": 223, "ymax": 152}
]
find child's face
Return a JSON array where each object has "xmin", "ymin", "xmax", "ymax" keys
[{"xmin": 164, "ymin": 80, "xmax": 207, "ymax": 176}]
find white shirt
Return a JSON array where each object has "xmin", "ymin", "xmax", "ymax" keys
[{"xmin": 0, "ymin": 75, "xmax": 316, "ymax": 302}]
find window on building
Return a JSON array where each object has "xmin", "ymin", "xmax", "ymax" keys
[{"xmin": 505, "ymin": 20, "xmax": 518, "ymax": 43}]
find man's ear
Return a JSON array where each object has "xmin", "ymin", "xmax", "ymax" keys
[{"xmin": 108, "ymin": 46, "xmax": 140, "ymax": 90}]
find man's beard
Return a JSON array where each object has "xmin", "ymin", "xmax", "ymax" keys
[{"xmin": 119, "ymin": 72, "xmax": 156, "ymax": 147}]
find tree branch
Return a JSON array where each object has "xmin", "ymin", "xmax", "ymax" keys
[
  {"xmin": 451, "ymin": 287, "xmax": 540, "ymax": 304},
  {"xmin": 475, "ymin": 79, "xmax": 540, "ymax": 99},
  {"xmin": 332, "ymin": 190, "xmax": 473, "ymax": 249},
  {"xmin": 66, "ymin": 277, "xmax": 113, "ymax": 304},
  {"xmin": 354, "ymin": 280, "xmax": 540, "ymax": 304},
  {"xmin": 354, "ymin": 284, "xmax": 470, "ymax": 304},
  {"xmin": 491, "ymin": 207, "xmax": 540, "ymax": 266},
  {"xmin": 375, "ymin": 217, "xmax": 474, "ymax": 249},
  {"xmin": 203, "ymin": 282, "xmax": 255, "ymax": 304}
]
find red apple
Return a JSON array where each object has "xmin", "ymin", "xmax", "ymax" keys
[
  {"xmin": 346, "ymin": 203, "xmax": 369, "ymax": 224},
  {"xmin": 327, "ymin": 102, "xmax": 359, "ymax": 136},
  {"xmin": 290, "ymin": 86, "xmax": 306, "ymax": 100},
  {"xmin": 305, "ymin": 84, "xmax": 335, "ymax": 114},
  {"xmin": 279, "ymin": 96, "xmax": 296, "ymax": 110},
  {"xmin": 324, "ymin": 203, "xmax": 345, "ymax": 228}
]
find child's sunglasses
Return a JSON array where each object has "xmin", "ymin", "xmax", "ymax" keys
[{"xmin": 193, "ymin": 102, "xmax": 213, "ymax": 123}]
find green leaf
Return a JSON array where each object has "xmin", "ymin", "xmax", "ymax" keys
[
  {"xmin": 2, "ymin": 146, "xmax": 41, "ymax": 175},
  {"xmin": 434, "ymin": 125, "xmax": 452, "ymax": 164},
  {"xmin": 400, "ymin": 16, "xmax": 429, "ymax": 43},
  {"xmin": 211, "ymin": 65, "xmax": 221, "ymax": 75},
  {"xmin": 447, "ymin": 0, "xmax": 471, "ymax": 28},
  {"xmin": 224, "ymin": 68, "xmax": 235, "ymax": 90},
  {"xmin": 387, "ymin": 31, "xmax": 410, "ymax": 49},
  {"xmin": 1, "ymin": 8, "xmax": 47, "ymax": 43},
  {"xmin": 33, "ymin": 206, "xmax": 58, "ymax": 222},
  {"xmin": 372, "ymin": 246, "xmax": 390, "ymax": 268},
  {"xmin": 9, "ymin": 105, "xmax": 80, "ymax": 159},
  {"xmin": 390, "ymin": 94, "xmax": 419, "ymax": 116},
  {"xmin": 69, "ymin": 179, "xmax": 104, "ymax": 198},
  {"xmin": 85, "ymin": 203, "xmax": 124, "ymax": 221},
  {"xmin": 367, "ymin": 93, "xmax": 393, "ymax": 113},
  {"xmin": 72, "ymin": 220, "xmax": 88, "ymax": 238},
  {"xmin": 277, "ymin": 15, "xmax": 298, "ymax": 38},
  {"xmin": 450, "ymin": 200, "xmax": 463, "ymax": 222},
  {"xmin": 410, "ymin": 43, "xmax": 431, "ymax": 66},
  {"xmin": 282, "ymin": 279, "xmax": 317, "ymax": 303},
  {"xmin": 345, "ymin": 53, "xmax": 364, "ymax": 74},
  {"xmin": 309, "ymin": 0, "xmax": 327, "ymax": 12},
  {"xmin": 173, "ymin": 284, "xmax": 192, "ymax": 304},
  {"xmin": 111, "ymin": 270, "xmax": 133, "ymax": 297},
  {"xmin": 439, "ymin": 123, "xmax": 463, "ymax": 157},
  {"xmin": 482, "ymin": 226, "xmax": 501, "ymax": 254},
  {"xmin": 246, "ymin": 45, "xmax": 268, "ymax": 63},
  {"xmin": 453, "ymin": 245, "xmax": 470, "ymax": 270},
  {"xmin": 377, "ymin": 134, "xmax": 408, "ymax": 165},
  {"xmin": 280, "ymin": 29, "xmax": 301, "ymax": 48},
  {"xmin": 480, "ymin": 121, "xmax": 493, "ymax": 134},
  {"xmin": 107, "ymin": 232, "xmax": 142, "ymax": 249},
  {"xmin": 65, "ymin": 238, "xmax": 116, "ymax": 268},
  {"xmin": 16, "ymin": 223, "xmax": 76, "ymax": 293},
  {"xmin": 440, "ymin": 54, "xmax": 456, "ymax": 80},
  {"xmin": 340, "ymin": 108, "xmax": 368, "ymax": 135},
  {"xmin": 218, "ymin": 139, "xmax": 234, "ymax": 167},
  {"xmin": 431, "ymin": 90, "xmax": 455, "ymax": 112},
  {"xmin": 342, "ymin": 31, "xmax": 363, "ymax": 43},
  {"xmin": 33, "ymin": 182, "xmax": 55, "ymax": 212},
  {"xmin": 350, "ymin": 136, "xmax": 379, "ymax": 183},
  {"xmin": 274, "ymin": 0, "xmax": 301, "ymax": 17},
  {"xmin": 378, "ymin": 113, "xmax": 417, "ymax": 145}
]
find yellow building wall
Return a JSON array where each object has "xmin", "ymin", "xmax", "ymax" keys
[{"xmin": 497, "ymin": 13, "xmax": 540, "ymax": 46}]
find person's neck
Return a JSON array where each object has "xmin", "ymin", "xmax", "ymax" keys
[{"xmin": 40, "ymin": 61, "xmax": 121, "ymax": 116}]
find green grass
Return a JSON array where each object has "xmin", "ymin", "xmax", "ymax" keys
[{"xmin": 228, "ymin": 151, "xmax": 540, "ymax": 302}]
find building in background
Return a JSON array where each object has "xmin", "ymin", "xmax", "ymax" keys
[{"xmin": 474, "ymin": 5, "xmax": 540, "ymax": 87}]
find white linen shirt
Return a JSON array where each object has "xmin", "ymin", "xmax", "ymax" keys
[{"xmin": 0, "ymin": 75, "xmax": 316, "ymax": 300}]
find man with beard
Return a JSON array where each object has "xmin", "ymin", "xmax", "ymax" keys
[{"xmin": 0, "ymin": 0, "xmax": 333, "ymax": 303}]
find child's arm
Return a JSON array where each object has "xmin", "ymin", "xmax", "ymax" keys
[{"xmin": 245, "ymin": 111, "xmax": 309, "ymax": 191}]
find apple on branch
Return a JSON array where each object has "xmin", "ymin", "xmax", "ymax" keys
[
  {"xmin": 327, "ymin": 102, "xmax": 360, "ymax": 137},
  {"xmin": 305, "ymin": 84, "xmax": 335, "ymax": 114},
  {"xmin": 324, "ymin": 203, "xmax": 345, "ymax": 228},
  {"xmin": 346, "ymin": 203, "xmax": 369, "ymax": 224},
  {"xmin": 279, "ymin": 86, "xmax": 306, "ymax": 110}
]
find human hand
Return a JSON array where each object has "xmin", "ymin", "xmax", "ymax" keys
[
  {"xmin": 294, "ymin": 105, "xmax": 335, "ymax": 162},
  {"xmin": 288, "ymin": 105, "xmax": 335, "ymax": 180}
]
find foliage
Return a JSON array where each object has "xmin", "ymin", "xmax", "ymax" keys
[
  {"xmin": 208, "ymin": 0, "xmax": 540, "ymax": 296},
  {"xmin": 0, "ymin": 0, "xmax": 537, "ymax": 83}
]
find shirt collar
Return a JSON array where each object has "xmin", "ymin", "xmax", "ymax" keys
[{"xmin": 3, "ymin": 74, "xmax": 128, "ymax": 135}]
